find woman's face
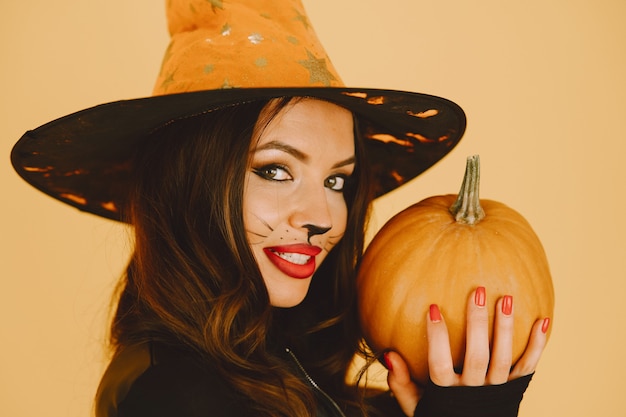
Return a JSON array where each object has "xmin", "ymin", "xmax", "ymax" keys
[{"xmin": 243, "ymin": 99, "xmax": 355, "ymax": 307}]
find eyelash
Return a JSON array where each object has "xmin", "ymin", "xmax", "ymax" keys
[
  {"xmin": 252, "ymin": 164, "xmax": 351, "ymax": 192},
  {"xmin": 252, "ymin": 164, "xmax": 292, "ymax": 182}
]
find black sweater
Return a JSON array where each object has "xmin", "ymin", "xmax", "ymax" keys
[{"xmin": 96, "ymin": 342, "xmax": 532, "ymax": 417}]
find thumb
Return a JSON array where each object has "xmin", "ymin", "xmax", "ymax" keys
[{"xmin": 385, "ymin": 351, "xmax": 422, "ymax": 416}]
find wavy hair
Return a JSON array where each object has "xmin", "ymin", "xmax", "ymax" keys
[{"xmin": 108, "ymin": 97, "xmax": 374, "ymax": 417}]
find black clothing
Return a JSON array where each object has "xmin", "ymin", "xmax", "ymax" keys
[
  {"xmin": 414, "ymin": 375, "xmax": 533, "ymax": 417},
  {"xmin": 96, "ymin": 342, "xmax": 532, "ymax": 417}
]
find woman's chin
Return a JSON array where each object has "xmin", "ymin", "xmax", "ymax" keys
[{"xmin": 267, "ymin": 284, "xmax": 311, "ymax": 308}]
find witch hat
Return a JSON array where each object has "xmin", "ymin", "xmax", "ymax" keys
[{"xmin": 11, "ymin": 0, "xmax": 466, "ymax": 221}]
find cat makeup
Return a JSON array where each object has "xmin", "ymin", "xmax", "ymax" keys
[{"xmin": 243, "ymin": 99, "xmax": 355, "ymax": 307}]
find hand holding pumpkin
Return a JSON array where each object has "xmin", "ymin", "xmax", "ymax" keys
[
  {"xmin": 385, "ymin": 288, "xmax": 550, "ymax": 416},
  {"xmin": 425, "ymin": 288, "xmax": 550, "ymax": 387}
]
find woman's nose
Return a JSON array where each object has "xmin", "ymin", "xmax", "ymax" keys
[{"xmin": 289, "ymin": 186, "xmax": 333, "ymax": 237}]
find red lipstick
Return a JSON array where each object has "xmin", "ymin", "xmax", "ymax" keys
[{"xmin": 263, "ymin": 244, "xmax": 322, "ymax": 279}]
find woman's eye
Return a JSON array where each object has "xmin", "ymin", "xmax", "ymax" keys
[
  {"xmin": 253, "ymin": 164, "xmax": 292, "ymax": 181},
  {"xmin": 324, "ymin": 175, "xmax": 347, "ymax": 192}
]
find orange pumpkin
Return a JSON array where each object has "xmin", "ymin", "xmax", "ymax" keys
[{"xmin": 357, "ymin": 155, "xmax": 554, "ymax": 385}]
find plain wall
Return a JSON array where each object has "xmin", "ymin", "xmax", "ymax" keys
[{"xmin": 1, "ymin": 1, "xmax": 625, "ymax": 416}]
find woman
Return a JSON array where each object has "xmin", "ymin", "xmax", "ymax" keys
[{"xmin": 11, "ymin": 1, "xmax": 549, "ymax": 416}]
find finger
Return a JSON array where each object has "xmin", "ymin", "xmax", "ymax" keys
[
  {"xmin": 385, "ymin": 351, "xmax": 422, "ymax": 417},
  {"xmin": 461, "ymin": 287, "xmax": 490, "ymax": 386},
  {"xmin": 510, "ymin": 317, "xmax": 550, "ymax": 380},
  {"xmin": 486, "ymin": 296, "xmax": 514, "ymax": 385},
  {"xmin": 426, "ymin": 304, "xmax": 458, "ymax": 386}
]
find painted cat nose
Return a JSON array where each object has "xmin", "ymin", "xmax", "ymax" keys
[{"xmin": 305, "ymin": 224, "xmax": 331, "ymax": 243}]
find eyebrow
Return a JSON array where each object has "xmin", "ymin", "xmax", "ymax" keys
[
  {"xmin": 254, "ymin": 140, "xmax": 356, "ymax": 169},
  {"xmin": 333, "ymin": 155, "xmax": 356, "ymax": 169}
]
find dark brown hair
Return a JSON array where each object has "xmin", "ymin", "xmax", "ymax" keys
[{"xmin": 108, "ymin": 97, "xmax": 374, "ymax": 417}]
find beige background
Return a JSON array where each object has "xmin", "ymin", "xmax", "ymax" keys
[{"xmin": 1, "ymin": 0, "xmax": 625, "ymax": 416}]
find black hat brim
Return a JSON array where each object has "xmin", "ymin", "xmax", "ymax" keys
[{"xmin": 11, "ymin": 87, "xmax": 466, "ymax": 221}]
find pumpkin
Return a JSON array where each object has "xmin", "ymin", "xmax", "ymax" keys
[{"xmin": 356, "ymin": 155, "xmax": 554, "ymax": 385}]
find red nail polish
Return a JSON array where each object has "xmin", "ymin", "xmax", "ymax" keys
[
  {"xmin": 475, "ymin": 287, "xmax": 486, "ymax": 307},
  {"xmin": 502, "ymin": 295, "xmax": 513, "ymax": 315},
  {"xmin": 542, "ymin": 317, "xmax": 551, "ymax": 334},
  {"xmin": 383, "ymin": 352, "xmax": 393, "ymax": 371},
  {"xmin": 429, "ymin": 304, "xmax": 442, "ymax": 322}
]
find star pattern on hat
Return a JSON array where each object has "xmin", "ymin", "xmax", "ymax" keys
[
  {"xmin": 160, "ymin": 72, "xmax": 176, "ymax": 90},
  {"xmin": 152, "ymin": 1, "xmax": 344, "ymax": 92},
  {"xmin": 220, "ymin": 23, "xmax": 231, "ymax": 36},
  {"xmin": 248, "ymin": 32, "xmax": 264, "ymax": 44},
  {"xmin": 221, "ymin": 78, "xmax": 238, "ymax": 89},
  {"xmin": 159, "ymin": 42, "xmax": 174, "ymax": 75},
  {"xmin": 298, "ymin": 49, "xmax": 337, "ymax": 86},
  {"xmin": 293, "ymin": 8, "xmax": 310, "ymax": 29},
  {"xmin": 207, "ymin": 0, "xmax": 224, "ymax": 12}
]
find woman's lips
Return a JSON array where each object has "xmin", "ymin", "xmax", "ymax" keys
[{"xmin": 263, "ymin": 244, "xmax": 322, "ymax": 279}]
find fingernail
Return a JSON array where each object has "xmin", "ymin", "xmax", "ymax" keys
[
  {"xmin": 502, "ymin": 295, "xmax": 513, "ymax": 315},
  {"xmin": 542, "ymin": 317, "xmax": 551, "ymax": 334},
  {"xmin": 429, "ymin": 304, "xmax": 442, "ymax": 322},
  {"xmin": 475, "ymin": 286, "xmax": 486, "ymax": 307},
  {"xmin": 383, "ymin": 352, "xmax": 393, "ymax": 371}
]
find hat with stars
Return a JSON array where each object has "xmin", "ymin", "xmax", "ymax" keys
[{"xmin": 11, "ymin": 0, "xmax": 466, "ymax": 222}]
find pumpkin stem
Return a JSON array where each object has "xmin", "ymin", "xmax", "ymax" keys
[{"xmin": 449, "ymin": 155, "xmax": 486, "ymax": 225}]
